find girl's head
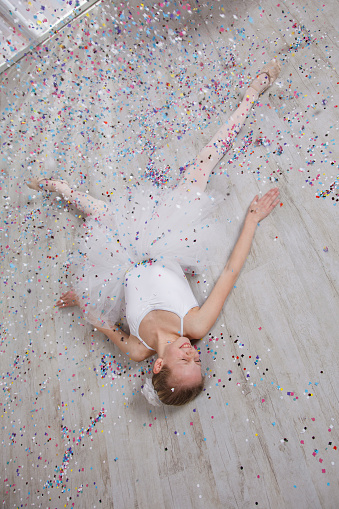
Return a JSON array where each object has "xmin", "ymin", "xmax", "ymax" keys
[{"xmin": 152, "ymin": 337, "xmax": 204, "ymax": 405}]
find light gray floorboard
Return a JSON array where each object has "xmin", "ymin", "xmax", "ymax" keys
[{"xmin": 1, "ymin": 1, "xmax": 338, "ymax": 508}]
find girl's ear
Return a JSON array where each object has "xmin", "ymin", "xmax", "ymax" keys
[{"xmin": 153, "ymin": 358, "xmax": 164, "ymax": 374}]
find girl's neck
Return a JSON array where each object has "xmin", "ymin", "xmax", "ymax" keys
[
  {"xmin": 137, "ymin": 310, "xmax": 181, "ymax": 354},
  {"xmin": 154, "ymin": 331, "xmax": 180, "ymax": 357},
  {"xmin": 147, "ymin": 329, "xmax": 180, "ymax": 357}
]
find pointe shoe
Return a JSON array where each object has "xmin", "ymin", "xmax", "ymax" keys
[
  {"xmin": 250, "ymin": 59, "xmax": 281, "ymax": 96},
  {"xmin": 26, "ymin": 177, "xmax": 69, "ymax": 192}
]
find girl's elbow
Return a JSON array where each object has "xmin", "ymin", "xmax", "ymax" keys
[
  {"xmin": 130, "ymin": 350, "xmax": 154, "ymax": 362},
  {"xmin": 189, "ymin": 321, "xmax": 210, "ymax": 339},
  {"xmin": 225, "ymin": 265, "xmax": 240, "ymax": 280},
  {"xmin": 129, "ymin": 352, "xmax": 144, "ymax": 362}
]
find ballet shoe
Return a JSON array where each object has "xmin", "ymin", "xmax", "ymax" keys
[
  {"xmin": 26, "ymin": 177, "xmax": 69, "ymax": 192},
  {"xmin": 250, "ymin": 59, "xmax": 281, "ymax": 96}
]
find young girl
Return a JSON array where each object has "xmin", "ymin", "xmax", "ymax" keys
[{"xmin": 28, "ymin": 59, "xmax": 281, "ymax": 406}]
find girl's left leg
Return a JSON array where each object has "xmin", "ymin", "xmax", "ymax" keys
[{"xmin": 38, "ymin": 180, "xmax": 107, "ymax": 217}]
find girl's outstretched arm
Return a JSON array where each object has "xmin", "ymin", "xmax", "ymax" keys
[
  {"xmin": 94, "ymin": 325, "xmax": 155, "ymax": 362},
  {"xmin": 186, "ymin": 188, "xmax": 280, "ymax": 338},
  {"xmin": 56, "ymin": 291, "xmax": 153, "ymax": 362}
]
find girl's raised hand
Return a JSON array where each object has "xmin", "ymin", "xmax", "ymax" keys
[{"xmin": 247, "ymin": 188, "xmax": 280, "ymax": 223}]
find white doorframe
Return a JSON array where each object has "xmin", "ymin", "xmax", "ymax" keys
[{"xmin": 0, "ymin": 0, "xmax": 102, "ymax": 75}]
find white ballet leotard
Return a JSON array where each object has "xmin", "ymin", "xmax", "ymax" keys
[{"xmin": 125, "ymin": 261, "xmax": 199, "ymax": 350}]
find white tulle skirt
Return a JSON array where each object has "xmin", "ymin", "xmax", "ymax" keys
[{"xmin": 70, "ymin": 183, "xmax": 227, "ymax": 328}]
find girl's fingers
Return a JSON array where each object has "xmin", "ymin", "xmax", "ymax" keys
[
  {"xmin": 271, "ymin": 197, "xmax": 280, "ymax": 208},
  {"xmin": 263, "ymin": 190, "xmax": 280, "ymax": 205},
  {"xmin": 250, "ymin": 189, "xmax": 280, "ymax": 215}
]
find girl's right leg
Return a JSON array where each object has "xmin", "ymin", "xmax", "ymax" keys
[
  {"xmin": 39, "ymin": 180, "xmax": 107, "ymax": 217},
  {"xmin": 180, "ymin": 59, "xmax": 281, "ymax": 193},
  {"xmin": 180, "ymin": 87, "xmax": 259, "ymax": 192}
]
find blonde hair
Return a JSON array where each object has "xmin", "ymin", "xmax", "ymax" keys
[{"xmin": 152, "ymin": 366, "xmax": 205, "ymax": 406}]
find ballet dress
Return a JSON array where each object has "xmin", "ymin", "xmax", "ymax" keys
[
  {"xmin": 125, "ymin": 261, "xmax": 200, "ymax": 349},
  {"xmin": 70, "ymin": 182, "xmax": 226, "ymax": 330}
]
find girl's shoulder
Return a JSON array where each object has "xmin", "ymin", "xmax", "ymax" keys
[{"xmin": 128, "ymin": 334, "xmax": 157, "ymax": 362}]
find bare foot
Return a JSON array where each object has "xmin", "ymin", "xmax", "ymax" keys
[{"xmin": 56, "ymin": 290, "xmax": 80, "ymax": 308}]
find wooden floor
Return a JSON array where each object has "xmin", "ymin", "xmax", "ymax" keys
[{"xmin": 1, "ymin": 1, "xmax": 338, "ymax": 508}]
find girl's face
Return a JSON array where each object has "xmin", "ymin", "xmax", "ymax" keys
[{"xmin": 162, "ymin": 337, "xmax": 202, "ymax": 386}]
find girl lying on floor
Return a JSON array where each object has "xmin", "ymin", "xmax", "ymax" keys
[{"xmin": 28, "ymin": 59, "xmax": 281, "ymax": 406}]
